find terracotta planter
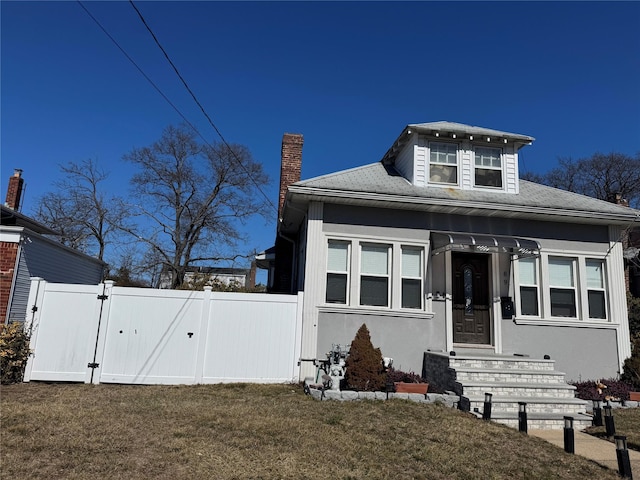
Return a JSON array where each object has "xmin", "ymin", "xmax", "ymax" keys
[
  {"xmin": 394, "ymin": 382, "xmax": 429, "ymax": 394},
  {"xmin": 629, "ymin": 392, "xmax": 640, "ymax": 402}
]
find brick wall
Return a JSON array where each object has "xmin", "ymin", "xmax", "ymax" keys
[{"xmin": 0, "ymin": 242, "xmax": 19, "ymax": 324}]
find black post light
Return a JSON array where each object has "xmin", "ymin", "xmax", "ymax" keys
[
  {"xmin": 483, "ymin": 392, "xmax": 493, "ymax": 421},
  {"xmin": 615, "ymin": 435, "xmax": 634, "ymax": 479},
  {"xmin": 386, "ymin": 379, "xmax": 394, "ymax": 400},
  {"xmin": 592, "ymin": 399, "xmax": 603, "ymax": 427},
  {"xmin": 604, "ymin": 404, "xmax": 616, "ymax": 437},
  {"xmin": 563, "ymin": 416, "xmax": 575, "ymax": 454},
  {"xmin": 518, "ymin": 402, "xmax": 528, "ymax": 434}
]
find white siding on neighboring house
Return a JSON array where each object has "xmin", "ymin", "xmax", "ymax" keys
[{"xmin": 6, "ymin": 229, "xmax": 104, "ymax": 324}]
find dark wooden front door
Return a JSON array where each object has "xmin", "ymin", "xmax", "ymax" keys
[{"xmin": 452, "ymin": 253, "xmax": 491, "ymax": 345}]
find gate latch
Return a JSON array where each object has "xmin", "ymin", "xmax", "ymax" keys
[
  {"xmin": 97, "ymin": 294, "xmax": 108, "ymax": 301},
  {"xmin": 87, "ymin": 362, "xmax": 100, "ymax": 369}
]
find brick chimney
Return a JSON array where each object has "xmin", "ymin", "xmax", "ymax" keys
[
  {"xmin": 5, "ymin": 169, "xmax": 24, "ymax": 210},
  {"xmin": 278, "ymin": 133, "xmax": 303, "ymax": 220},
  {"xmin": 272, "ymin": 134, "xmax": 303, "ymax": 294}
]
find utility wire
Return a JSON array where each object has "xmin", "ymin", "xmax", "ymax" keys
[
  {"xmin": 77, "ymin": 1, "xmax": 201, "ymax": 142},
  {"xmin": 77, "ymin": 1, "xmax": 278, "ymax": 214},
  {"xmin": 128, "ymin": 0, "xmax": 278, "ymax": 214}
]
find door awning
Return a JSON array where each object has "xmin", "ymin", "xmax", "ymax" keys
[{"xmin": 431, "ymin": 232, "xmax": 540, "ymax": 257}]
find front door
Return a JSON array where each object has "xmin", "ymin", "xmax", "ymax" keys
[{"xmin": 452, "ymin": 253, "xmax": 491, "ymax": 345}]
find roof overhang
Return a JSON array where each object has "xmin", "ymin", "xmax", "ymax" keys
[
  {"xmin": 284, "ymin": 186, "xmax": 638, "ymax": 229},
  {"xmin": 431, "ymin": 232, "xmax": 540, "ymax": 257},
  {"xmin": 255, "ymin": 246, "xmax": 276, "ymax": 270}
]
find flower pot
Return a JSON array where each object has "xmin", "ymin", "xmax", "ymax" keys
[
  {"xmin": 629, "ymin": 391, "xmax": 640, "ymax": 402},
  {"xmin": 394, "ymin": 382, "xmax": 429, "ymax": 394}
]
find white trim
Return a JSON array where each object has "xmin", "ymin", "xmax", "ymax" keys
[
  {"xmin": 513, "ymin": 318, "xmax": 621, "ymax": 329},
  {"xmin": 318, "ymin": 305, "xmax": 434, "ymax": 319},
  {"xmin": 491, "ymin": 253, "xmax": 502, "ymax": 353}
]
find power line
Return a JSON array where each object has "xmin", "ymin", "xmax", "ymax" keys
[
  {"xmin": 76, "ymin": 0, "xmax": 278, "ymax": 212},
  {"xmin": 127, "ymin": 0, "xmax": 278, "ymax": 214}
]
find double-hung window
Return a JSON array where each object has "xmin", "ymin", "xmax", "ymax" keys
[
  {"xmin": 326, "ymin": 240, "xmax": 350, "ymax": 304},
  {"xmin": 360, "ymin": 244, "xmax": 391, "ymax": 307},
  {"xmin": 518, "ymin": 257, "xmax": 539, "ymax": 316},
  {"xmin": 401, "ymin": 247, "xmax": 423, "ymax": 309},
  {"xmin": 586, "ymin": 259, "xmax": 606, "ymax": 319},
  {"xmin": 474, "ymin": 147, "xmax": 503, "ymax": 188},
  {"xmin": 548, "ymin": 257, "xmax": 577, "ymax": 317},
  {"xmin": 429, "ymin": 143, "xmax": 458, "ymax": 184}
]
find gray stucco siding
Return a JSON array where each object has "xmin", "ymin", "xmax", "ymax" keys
[
  {"xmin": 322, "ymin": 204, "xmax": 609, "ymax": 244},
  {"xmin": 501, "ymin": 320, "xmax": 619, "ymax": 382},
  {"xmin": 317, "ymin": 310, "xmax": 444, "ymax": 374}
]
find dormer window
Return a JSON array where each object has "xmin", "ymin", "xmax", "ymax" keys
[
  {"xmin": 474, "ymin": 147, "xmax": 503, "ymax": 188},
  {"xmin": 429, "ymin": 142, "xmax": 458, "ymax": 185}
]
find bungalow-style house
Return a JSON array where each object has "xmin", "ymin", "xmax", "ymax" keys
[
  {"xmin": 268, "ymin": 124, "xmax": 638, "ymax": 396},
  {"xmin": 1, "ymin": 170, "xmax": 106, "ymax": 325}
]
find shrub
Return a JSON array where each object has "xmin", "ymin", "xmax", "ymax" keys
[
  {"xmin": 571, "ymin": 378, "xmax": 631, "ymax": 402},
  {"xmin": 343, "ymin": 323, "xmax": 385, "ymax": 391},
  {"xmin": 621, "ymin": 336, "xmax": 640, "ymax": 390},
  {"xmin": 0, "ymin": 322, "xmax": 31, "ymax": 384},
  {"xmin": 386, "ymin": 367, "xmax": 426, "ymax": 384}
]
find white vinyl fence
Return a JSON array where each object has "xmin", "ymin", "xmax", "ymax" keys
[{"xmin": 23, "ymin": 278, "xmax": 303, "ymax": 385}]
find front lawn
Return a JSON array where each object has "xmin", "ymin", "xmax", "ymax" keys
[
  {"xmin": 585, "ymin": 407, "xmax": 640, "ymax": 451},
  {"xmin": 1, "ymin": 383, "xmax": 621, "ymax": 479}
]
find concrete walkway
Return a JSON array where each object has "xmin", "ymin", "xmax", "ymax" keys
[{"xmin": 530, "ymin": 429, "xmax": 640, "ymax": 474}]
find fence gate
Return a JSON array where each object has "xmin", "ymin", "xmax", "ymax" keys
[{"xmin": 23, "ymin": 279, "xmax": 303, "ymax": 385}]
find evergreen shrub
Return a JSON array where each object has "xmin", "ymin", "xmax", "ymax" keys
[
  {"xmin": 0, "ymin": 322, "xmax": 31, "ymax": 384},
  {"xmin": 344, "ymin": 323, "xmax": 385, "ymax": 391}
]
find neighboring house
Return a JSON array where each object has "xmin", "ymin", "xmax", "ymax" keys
[
  {"xmin": 0, "ymin": 170, "xmax": 106, "ymax": 325},
  {"xmin": 266, "ymin": 123, "xmax": 639, "ymax": 383},
  {"xmin": 157, "ymin": 265, "xmax": 257, "ymax": 290}
]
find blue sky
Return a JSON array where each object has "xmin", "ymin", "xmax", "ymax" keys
[{"xmin": 2, "ymin": 1, "xmax": 639, "ymax": 281}]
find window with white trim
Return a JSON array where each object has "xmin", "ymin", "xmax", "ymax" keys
[
  {"xmin": 429, "ymin": 142, "xmax": 458, "ymax": 184},
  {"xmin": 326, "ymin": 240, "xmax": 350, "ymax": 304},
  {"xmin": 586, "ymin": 259, "xmax": 607, "ymax": 319},
  {"xmin": 324, "ymin": 239, "xmax": 427, "ymax": 311},
  {"xmin": 474, "ymin": 147, "xmax": 503, "ymax": 188},
  {"xmin": 360, "ymin": 244, "xmax": 391, "ymax": 307},
  {"xmin": 518, "ymin": 257, "xmax": 539, "ymax": 316},
  {"xmin": 401, "ymin": 246, "xmax": 423, "ymax": 309},
  {"xmin": 548, "ymin": 257, "xmax": 577, "ymax": 317}
]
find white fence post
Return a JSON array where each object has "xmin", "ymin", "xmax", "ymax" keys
[
  {"xmin": 194, "ymin": 286, "xmax": 213, "ymax": 384},
  {"xmin": 292, "ymin": 292, "xmax": 304, "ymax": 382},
  {"xmin": 87, "ymin": 281, "xmax": 114, "ymax": 385},
  {"xmin": 22, "ymin": 277, "xmax": 46, "ymax": 382}
]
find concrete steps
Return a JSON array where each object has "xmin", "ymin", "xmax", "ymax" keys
[{"xmin": 423, "ymin": 351, "xmax": 592, "ymax": 430}]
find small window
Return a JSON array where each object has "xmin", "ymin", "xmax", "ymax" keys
[
  {"xmin": 519, "ymin": 257, "xmax": 539, "ymax": 316},
  {"xmin": 586, "ymin": 259, "xmax": 606, "ymax": 319},
  {"xmin": 360, "ymin": 244, "xmax": 390, "ymax": 307},
  {"xmin": 326, "ymin": 240, "xmax": 349, "ymax": 304},
  {"xmin": 401, "ymin": 247, "xmax": 423, "ymax": 309},
  {"xmin": 474, "ymin": 147, "xmax": 502, "ymax": 188},
  {"xmin": 429, "ymin": 143, "xmax": 458, "ymax": 184},
  {"xmin": 549, "ymin": 257, "xmax": 576, "ymax": 317}
]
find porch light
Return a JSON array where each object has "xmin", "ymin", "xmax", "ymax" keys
[
  {"xmin": 503, "ymin": 138, "xmax": 507, "ymax": 143},
  {"xmin": 435, "ymin": 132, "xmax": 440, "ymax": 137},
  {"xmin": 469, "ymin": 135, "xmax": 474, "ymax": 140},
  {"xmin": 486, "ymin": 137, "xmax": 491, "ymax": 142},
  {"xmin": 563, "ymin": 416, "xmax": 575, "ymax": 454},
  {"xmin": 452, "ymin": 133, "xmax": 457, "ymax": 138}
]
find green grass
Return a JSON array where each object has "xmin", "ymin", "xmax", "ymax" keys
[
  {"xmin": 1, "ymin": 383, "xmax": 622, "ymax": 480},
  {"xmin": 585, "ymin": 407, "xmax": 640, "ymax": 451}
]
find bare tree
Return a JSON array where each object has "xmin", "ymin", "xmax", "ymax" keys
[
  {"xmin": 524, "ymin": 153, "xmax": 640, "ymax": 208},
  {"xmin": 34, "ymin": 159, "xmax": 127, "ymax": 262},
  {"xmin": 123, "ymin": 124, "xmax": 270, "ymax": 289}
]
